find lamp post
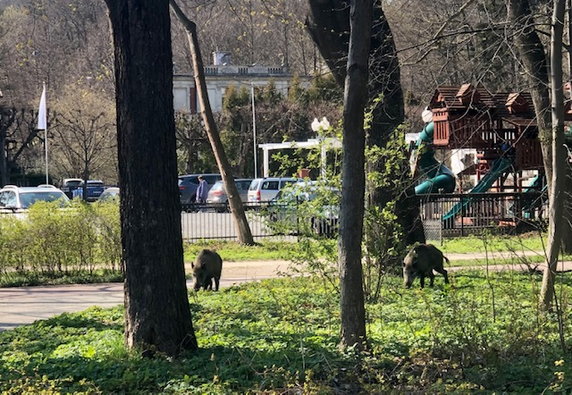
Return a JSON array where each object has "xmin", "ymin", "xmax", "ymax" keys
[
  {"xmin": 251, "ymin": 83, "xmax": 258, "ymax": 178},
  {"xmin": 311, "ymin": 117, "xmax": 331, "ymax": 179}
]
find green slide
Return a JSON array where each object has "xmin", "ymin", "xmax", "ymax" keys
[
  {"xmin": 413, "ymin": 122, "xmax": 456, "ymax": 194},
  {"xmin": 442, "ymin": 156, "xmax": 513, "ymax": 221}
]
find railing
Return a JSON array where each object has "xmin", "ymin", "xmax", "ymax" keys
[
  {"xmin": 180, "ymin": 202, "xmax": 305, "ymax": 241},
  {"xmin": 179, "ymin": 201, "xmax": 338, "ymax": 241},
  {"xmin": 416, "ymin": 191, "xmax": 547, "ymax": 236}
]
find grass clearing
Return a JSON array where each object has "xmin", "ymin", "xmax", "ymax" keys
[
  {"xmin": 1, "ymin": 272, "xmax": 571, "ymax": 393},
  {"xmin": 439, "ymin": 232, "xmax": 546, "ymax": 254}
]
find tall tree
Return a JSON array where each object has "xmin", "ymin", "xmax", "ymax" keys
[
  {"xmin": 170, "ymin": 0, "xmax": 255, "ymax": 246},
  {"xmin": 307, "ymin": 0, "xmax": 424, "ymax": 245},
  {"xmin": 540, "ymin": 0, "xmax": 567, "ymax": 309},
  {"xmin": 338, "ymin": 0, "xmax": 373, "ymax": 351},
  {"xmin": 508, "ymin": 0, "xmax": 568, "ymax": 310},
  {"xmin": 105, "ymin": 0, "xmax": 197, "ymax": 356}
]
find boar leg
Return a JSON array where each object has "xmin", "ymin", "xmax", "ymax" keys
[
  {"xmin": 214, "ymin": 276, "xmax": 220, "ymax": 291},
  {"xmin": 419, "ymin": 275, "xmax": 425, "ymax": 288},
  {"xmin": 429, "ymin": 272, "xmax": 435, "ymax": 287},
  {"xmin": 435, "ymin": 267, "xmax": 449, "ymax": 284}
]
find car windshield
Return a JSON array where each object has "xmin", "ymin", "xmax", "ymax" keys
[
  {"xmin": 19, "ymin": 192, "xmax": 68, "ymax": 208},
  {"xmin": 65, "ymin": 180, "xmax": 82, "ymax": 187}
]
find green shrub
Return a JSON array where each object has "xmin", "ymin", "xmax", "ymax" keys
[{"xmin": 0, "ymin": 200, "xmax": 121, "ymax": 278}]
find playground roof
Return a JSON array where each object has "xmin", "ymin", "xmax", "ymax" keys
[
  {"xmin": 429, "ymin": 84, "xmax": 496, "ymax": 110},
  {"xmin": 501, "ymin": 117, "xmax": 537, "ymax": 128}
]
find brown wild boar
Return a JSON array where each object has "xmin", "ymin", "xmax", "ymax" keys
[
  {"xmin": 403, "ymin": 243, "xmax": 449, "ymax": 288},
  {"xmin": 192, "ymin": 249, "xmax": 223, "ymax": 291}
]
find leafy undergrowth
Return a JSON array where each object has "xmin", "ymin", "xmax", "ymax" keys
[{"xmin": 1, "ymin": 273, "xmax": 572, "ymax": 393}]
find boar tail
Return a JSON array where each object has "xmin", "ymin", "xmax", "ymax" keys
[{"xmin": 443, "ymin": 256, "xmax": 450, "ymax": 265}]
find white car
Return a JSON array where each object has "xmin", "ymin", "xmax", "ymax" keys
[
  {"xmin": 247, "ymin": 177, "xmax": 300, "ymax": 203},
  {"xmin": 0, "ymin": 185, "xmax": 69, "ymax": 212}
]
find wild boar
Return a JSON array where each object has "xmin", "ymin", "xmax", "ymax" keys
[
  {"xmin": 403, "ymin": 243, "xmax": 449, "ymax": 288},
  {"xmin": 192, "ymin": 249, "xmax": 223, "ymax": 291}
]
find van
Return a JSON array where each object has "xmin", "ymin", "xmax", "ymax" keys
[{"xmin": 247, "ymin": 177, "xmax": 300, "ymax": 202}]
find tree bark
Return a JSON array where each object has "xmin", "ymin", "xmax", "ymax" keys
[
  {"xmin": 170, "ymin": 0, "xmax": 254, "ymax": 245},
  {"xmin": 0, "ymin": 107, "xmax": 15, "ymax": 186},
  {"xmin": 307, "ymin": 0, "xmax": 424, "ymax": 244},
  {"xmin": 338, "ymin": 0, "xmax": 372, "ymax": 351},
  {"xmin": 540, "ymin": 0, "xmax": 567, "ymax": 310},
  {"xmin": 105, "ymin": 0, "xmax": 197, "ymax": 356},
  {"xmin": 508, "ymin": 0, "xmax": 552, "ymax": 182}
]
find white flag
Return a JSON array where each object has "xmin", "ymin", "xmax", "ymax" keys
[{"xmin": 37, "ymin": 84, "xmax": 47, "ymax": 130}]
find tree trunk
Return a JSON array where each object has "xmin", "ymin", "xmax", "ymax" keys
[
  {"xmin": 105, "ymin": 0, "xmax": 197, "ymax": 356},
  {"xmin": 338, "ymin": 0, "xmax": 372, "ymax": 351},
  {"xmin": 508, "ymin": 0, "xmax": 552, "ymax": 182},
  {"xmin": 170, "ymin": 0, "xmax": 254, "ymax": 245},
  {"xmin": 540, "ymin": 0, "xmax": 567, "ymax": 310},
  {"xmin": 307, "ymin": 0, "xmax": 424, "ymax": 244},
  {"xmin": 561, "ymin": 0, "xmax": 572, "ymax": 254},
  {"xmin": 0, "ymin": 107, "xmax": 15, "ymax": 186}
]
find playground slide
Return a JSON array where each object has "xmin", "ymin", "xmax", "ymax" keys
[
  {"xmin": 521, "ymin": 174, "xmax": 547, "ymax": 216},
  {"xmin": 413, "ymin": 122, "xmax": 456, "ymax": 194},
  {"xmin": 442, "ymin": 156, "xmax": 513, "ymax": 221}
]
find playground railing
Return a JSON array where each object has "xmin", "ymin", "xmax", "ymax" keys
[{"xmin": 415, "ymin": 191, "xmax": 547, "ymax": 237}]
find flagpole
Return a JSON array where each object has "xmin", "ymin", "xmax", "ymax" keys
[{"xmin": 37, "ymin": 82, "xmax": 48, "ymax": 184}]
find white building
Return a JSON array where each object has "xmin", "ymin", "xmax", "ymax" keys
[{"xmin": 173, "ymin": 52, "xmax": 307, "ymax": 113}]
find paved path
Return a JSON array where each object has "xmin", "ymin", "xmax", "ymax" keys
[
  {"xmin": 0, "ymin": 251, "xmax": 570, "ymax": 332},
  {"xmin": 0, "ymin": 260, "xmax": 290, "ymax": 332}
]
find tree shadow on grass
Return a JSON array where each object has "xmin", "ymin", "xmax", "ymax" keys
[{"xmin": 0, "ymin": 324, "xmax": 346, "ymax": 393}]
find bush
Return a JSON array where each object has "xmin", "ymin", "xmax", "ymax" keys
[{"xmin": 0, "ymin": 200, "xmax": 121, "ymax": 278}]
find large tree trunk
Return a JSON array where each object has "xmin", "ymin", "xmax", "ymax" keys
[
  {"xmin": 508, "ymin": 0, "xmax": 552, "ymax": 182},
  {"xmin": 540, "ymin": 0, "xmax": 567, "ymax": 310},
  {"xmin": 338, "ymin": 0, "xmax": 372, "ymax": 351},
  {"xmin": 105, "ymin": 0, "xmax": 197, "ymax": 356},
  {"xmin": 170, "ymin": 0, "xmax": 254, "ymax": 245},
  {"xmin": 307, "ymin": 0, "xmax": 424, "ymax": 244}
]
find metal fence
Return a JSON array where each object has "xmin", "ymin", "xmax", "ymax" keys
[
  {"xmin": 180, "ymin": 202, "xmax": 293, "ymax": 241},
  {"xmin": 417, "ymin": 191, "xmax": 548, "ymax": 237}
]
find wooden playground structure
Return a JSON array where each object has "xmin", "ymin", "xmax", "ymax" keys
[{"xmin": 415, "ymin": 83, "xmax": 549, "ymax": 236}]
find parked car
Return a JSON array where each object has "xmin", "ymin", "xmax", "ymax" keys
[
  {"xmin": 206, "ymin": 178, "xmax": 253, "ymax": 211},
  {"xmin": 247, "ymin": 177, "xmax": 300, "ymax": 203},
  {"xmin": 267, "ymin": 181, "xmax": 339, "ymax": 237},
  {"xmin": 178, "ymin": 173, "xmax": 222, "ymax": 204},
  {"xmin": 72, "ymin": 180, "xmax": 106, "ymax": 202},
  {"xmin": 0, "ymin": 184, "xmax": 69, "ymax": 212},
  {"xmin": 61, "ymin": 178, "xmax": 83, "ymax": 198},
  {"xmin": 98, "ymin": 187, "xmax": 120, "ymax": 202}
]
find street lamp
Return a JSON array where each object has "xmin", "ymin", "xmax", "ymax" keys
[
  {"xmin": 251, "ymin": 83, "xmax": 258, "ymax": 178},
  {"xmin": 311, "ymin": 117, "xmax": 331, "ymax": 179}
]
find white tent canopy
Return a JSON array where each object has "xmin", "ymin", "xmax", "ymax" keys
[{"xmin": 258, "ymin": 137, "xmax": 342, "ymax": 178}]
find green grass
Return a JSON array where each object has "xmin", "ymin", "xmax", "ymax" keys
[
  {"xmin": 440, "ymin": 232, "xmax": 546, "ymax": 254},
  {"xmin": 1, "ymin": 272, "xmax": 571, "ymax": 393},
  {"xmin": 183, "ymin": 239, "xmax": 317, "ymax": 261}
]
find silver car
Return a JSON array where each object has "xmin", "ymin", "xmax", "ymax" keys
[{"xmin": 206, "ymin": 178, "xmax": 253, "ymax": 211}]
